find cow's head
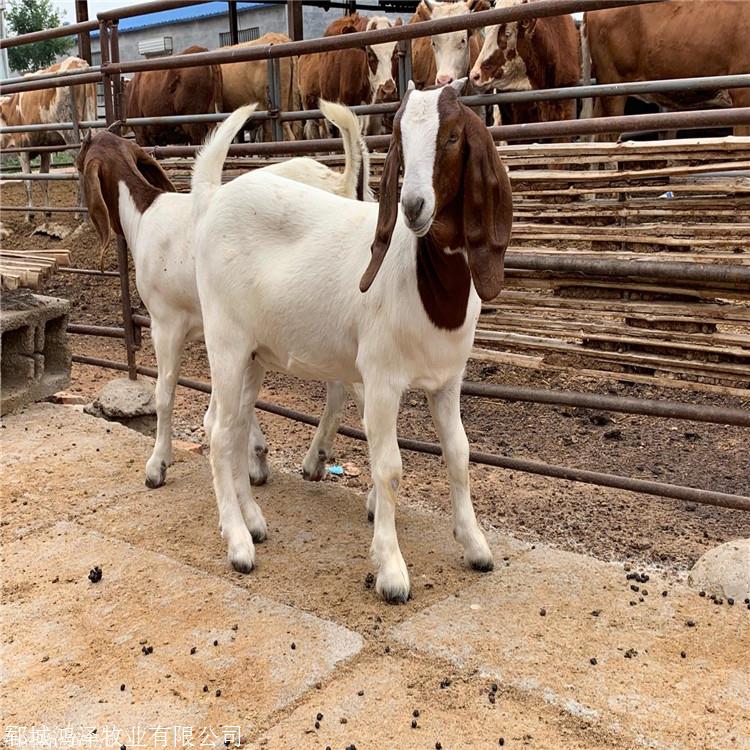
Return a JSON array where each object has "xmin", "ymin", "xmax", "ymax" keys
[
  {"xmin": 365, "ymin": 16, "xmax": 402, "ymax": 104},
  {"xmin": 419, "ymin": 0, "xmax": 490, "ymax": 87},
  {"xmin": 470, "ymin": 0, "xmax": 536, "ymax": 91}
]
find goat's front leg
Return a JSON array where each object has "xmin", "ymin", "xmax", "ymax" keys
[
  {"xmin": 302, "ymin": 381, "xmax": 347, "ymax": 481},
  {"xmin": 145, "ymin": 322, "xmax": 186, "ymax": 488},
  {"xmin": 363, "ymin": 380, "xmax": 409, "ymax": 603},
  {"xmin": 205, "ymin": 336, "xmax": 257, "ymax": 573},
  {"xmin": 427, "ymin": 378, "xmax": 494, "ymax": 572}
]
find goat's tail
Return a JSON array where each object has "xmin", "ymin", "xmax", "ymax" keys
[
  {"xmin": 192, "ymin": 103, "xmax": 257, "ymax": 219},
  {"xmin": 319, "ymin": 99, "xmax": 373, "ymax": 202}
]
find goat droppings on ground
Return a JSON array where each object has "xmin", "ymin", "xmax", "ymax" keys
[{"xmin": 88, "ymin": 566, "xmax": 102, "ymax": 583}]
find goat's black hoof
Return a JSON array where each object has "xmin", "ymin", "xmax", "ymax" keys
[
  {"xmin": 230, "ymin": 558, "xmax": 254, "ymax": 574},
  {"xmin": 470, "ymin": 558, "xmax": 494, "ymax": 573},
  {"xmin": 382, "ymin": 589, "xmax": 411, "ymax": 605},
  {"xmin": 249, "ymin": 472, "xmax": 269, "ymax": 487},
  {"xmin": 250, "ymin": 529, "xmax": 267, "ymax": 544},
  {"xmin": 145, "ymin": 462, "xmax": 167, "ymax": 489}
]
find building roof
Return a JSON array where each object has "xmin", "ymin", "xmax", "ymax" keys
[{"xmin": 103, "ymin": 2, "xmax": 268, "ymax": 35}]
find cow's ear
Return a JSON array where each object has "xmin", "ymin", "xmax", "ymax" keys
[
  {"xmin": 81, "ymin": 159, "xmax": 112, "ymax": 271},
  {"xmin": 416, "ymin": 1, "xmax": 433, "ymax": 21}
]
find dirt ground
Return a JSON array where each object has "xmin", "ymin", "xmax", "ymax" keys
[
  {"xmin": 2, "ymin": 404, "xmax": 749, "ymax": 750},
  {"xmin": 2, "ymin": 180, "xmax": 749, "ymax": 575}
]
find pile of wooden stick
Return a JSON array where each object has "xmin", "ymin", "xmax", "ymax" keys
[{"xmin": 0, "ymin": 248, "xmax": 70, "ymax": 290}]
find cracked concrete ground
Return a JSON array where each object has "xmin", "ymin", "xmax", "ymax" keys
[{"xmin": 2, "ymin": 404, "xmax": 748, "ymax": 749}]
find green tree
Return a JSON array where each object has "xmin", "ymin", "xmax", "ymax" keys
[{"xmin": 6, "ymin": 0, "xmax": 73, "ymax": 74}]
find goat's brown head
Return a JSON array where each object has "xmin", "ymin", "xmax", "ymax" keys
[
  {"xmin": 361, "ymin": 80, "xmax": 512, "ymax": 303},
  {"xmin": 76, "ymin": 129, "xmax": 176, "ymax": 269}
]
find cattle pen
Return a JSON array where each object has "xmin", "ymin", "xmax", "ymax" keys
[{"xmin": 1, "ymin": 0, "xmax": 749, "ymax": 518}]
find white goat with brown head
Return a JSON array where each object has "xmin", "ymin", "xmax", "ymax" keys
[
  {"xmin": 76, "ymin": 102, "xmax": 371, "ymax": 490},
  {"xmin": 192, "ymin": 82, "xmax": 512, "ymax": 602}
]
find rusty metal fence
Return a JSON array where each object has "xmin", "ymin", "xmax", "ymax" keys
[{"xmin": 1, "ymin": 0, "xmax": 749, "ymax": 511}]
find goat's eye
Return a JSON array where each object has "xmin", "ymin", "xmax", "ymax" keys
[
  {"xmin": 448, "ymin": 133, "xmax": 459, "ymax": 144},
  {"xmin": 505, "ymin": 28, "xmax": 512, "ymax": 37}
]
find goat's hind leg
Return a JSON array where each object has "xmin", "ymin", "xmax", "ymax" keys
[
  {"xmin": 205, "ymin": 335, "xmax": 258, "ymax": 573},
  {"xmin": 247, "ymin": 409, "xmax": 270, "ymax": 486},
  {"xmin": 145, "ymin": 322, "xmax": 186, "ymax": 488},
  {"xmin": 302, "ymin": 381, "xmax": 347, "ymax": 481},
  {"xmin": 427, "ymin": 378, "xmax": 493, "ymax": 572},
  {"xmin": 236, "ymin": 362, "xmax": 269, "ymax": 543}
]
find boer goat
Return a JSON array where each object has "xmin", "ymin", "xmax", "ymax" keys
[
  {"xmin": 192, "ymin": 82, "xmax": 512, "ymax": 602},
  {"xmin": 77, "ymin": 101, "xmax": 372, "ymax": 489}
]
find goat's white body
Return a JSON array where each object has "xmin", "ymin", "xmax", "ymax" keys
[
  {"xmin": 198, "ymin": 173, "xmax": 479, "ymax": 387},
  {"xmin": 114, "ymin": 104, "xmax": 370, "ymax": 488}
]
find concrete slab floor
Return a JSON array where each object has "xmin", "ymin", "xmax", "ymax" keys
[{"xmin": 1, "ymin": 404, "xmax": 748, "ymax": 750}]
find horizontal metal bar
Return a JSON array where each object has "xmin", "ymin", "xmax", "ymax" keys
[
  {"xmin": 460, "ymin": 383, "xmax": 750, "ymax": 427},
  {"xmin": 101, "ymin": 0, "xmax": 662, "ymax": 76},
  {"xmin": 68, "ymin": 323, "xmax": 126, "ymax": 338},
  {"xmin": 0, "ymin": 144, "xmax": 80, "ymax": 154},
  {"xmin": 0, "ymin": 206, "xmax": 85, "ymax": 214},
  {"xmin": 147, "ymin": 107, "xmax": 750, "ymax": 157},
  {"xmin": 488, "ymin": 107, "xmax": 750, "ymax": 142},
  {"xmin": 59, "ymin": 267, "xmax": 120, "ymax": 277},
  {"xmin": 69, "ymin": 353, "xmax": 750, "ymax": 512},
  {"xmin": 0, "ymin": 173, "xmax": 79, "ymax": 181},
  {"xmin": 0, "ymin": 120, "xmax": 102, "ymax": 134},
  {"xmin": 463, "ymin": 73, "xmax": 750, "ymax": 107},
  {"xmin": 0, "ymin": 19, "xmax": 98, "ymax": 50},
  {"xmin": 98, "ymin": 0, "xmax": 214, "ymax": 22},
  {"xmin": 0, "ymin": 65, "xmax": 103, "ymax": 88},
  {"xmin": 0, "ymin": 71, "xmax": 102, "ymax": 95},
  {"xmin": 504, "ymin": 253, "xmax": 750, "ymax": 286}
]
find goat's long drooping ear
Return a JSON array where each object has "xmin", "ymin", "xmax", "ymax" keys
[
  {"xmin": 135, "ymin": 151, "xmax": 176, "ymax": 193},
  {"xmin": 359, "ymin": 135, "xmax": 401, "ymax": 292},
  {"xmin": 81, "ymin": 159, "xmax": 112, "ymax": 271},
  {"xmin": 461, "ymin": 107, "xmax": 512, "ymax": 301}
]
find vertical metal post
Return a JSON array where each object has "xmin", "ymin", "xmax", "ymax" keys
[
  {"xmin": 343, "ymin": 0, "xmax": 356, "ymax": 16},
  {"xmin": 99, "ymin": 20, "xmax": 114, "ymax": 125},
  {"xmin": 286, "ymin": 0, "xmax": 303, "ymax": 41},
  {"xmin": 101, "ymin": 20, "xmax": 137, "ymax": 380},
  {"xmin": 228, "ymin": 0, "xmax": 239, "ymax": 45},
  {"xmin": 267, "ymin": 56, "xmax": 283, "ymax": 142},
  {"xmin": 110, "ymin": 21, "xmax": 124, "ymax": 125},
  {"xmin": 397, "ymin": 38, "xmax": 413, "ymax": 95},
  {"xmin": 75, "ymin": 1, "xmax": 92, "ymax": 64}
]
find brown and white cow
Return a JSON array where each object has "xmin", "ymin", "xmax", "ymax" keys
[
  {"xmin": 409, "ymin": 0, "xmax": 489, "ymax": 90},
  {"xmin": 220, "ymin": 32, "xmax": 301, "ymax": 141},
  {"xmin": 469, "ymin": 0, "xmax": 580, "ymax": 125},
  {"xmin": 584, "ymin": 1, "xmax": 750, "ymax": 136},
  {"xmin": 0, "ymin": 57, "xmax": 96, "ymax": 220},
  {"xmin": 125, "ymin": 45, "xmax": 222, "ymax": 146},
  {"xmin": 297, "ymin": 14, "xmax": 401, "ymax": 139}
]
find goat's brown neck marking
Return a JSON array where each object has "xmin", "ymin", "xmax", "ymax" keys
[{"xmin": 416, "ymin": 233, "xmax": 471, "ymax": 331}]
